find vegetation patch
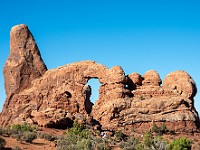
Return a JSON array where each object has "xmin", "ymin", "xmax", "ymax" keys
[
  {"xmin": 167, "ymin": 138, "xmax": 191, "ymax": 150},
  {"xmin": 0, "ymin": 137, "xmax": 6, "ymax": 149},
  {"xmin": 56, "ymin": 120, "xmax": 111, "ymax": 150}
]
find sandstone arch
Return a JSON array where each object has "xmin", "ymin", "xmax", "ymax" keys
[
  {"xmin": 0, "ymin": 24, "xmax": 199, "ymax": 133},
  {"xmin": 1, "ymin": 57, "xmax": 128, "ymax": 127}
]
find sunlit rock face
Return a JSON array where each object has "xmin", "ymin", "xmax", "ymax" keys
[
  {"xmin": 4, "ymin": 24, "xmax": 47, "ymax": 96},
  {"xmin": 0, "ymin": 24, "xmax": 199, "ymax": 133}
]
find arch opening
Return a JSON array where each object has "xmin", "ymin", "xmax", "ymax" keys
[
  {"xmin": 83, "ymin": 78, "xmax": 101, "ymax": 114},
  {"xmin": 87, "ymin": 78, "xmax": 101, "ymax": 104}
]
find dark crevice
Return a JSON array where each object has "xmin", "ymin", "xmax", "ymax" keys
[{"xmin": 45, "ymin": 117, "xmax": 74, "ymax": 129}]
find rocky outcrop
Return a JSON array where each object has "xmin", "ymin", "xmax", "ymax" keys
[
  {"xmin": 92, "ymin": 70, "xmax": 199, "ymax": 133},
  {"xmin": 3, "ymin": 24, "xmax": 47, "ymax": 99},
  {"xmin": 0, "ymin": 24, "xmax": 199, "ymax": 133},
  {"xmin": 1, "ymin": 59, "xmax": 127, "ymax": 127},
  {"xmin": 142, "ymin": 70, "xmax": 162, "ymax": 86},
  {"xmin": 1, "ymin": 25, "xmax": 47, "ymax": 127},
  {"xmin": 162, "ymin": 71, "xmax": 197, "ymax": 99}
]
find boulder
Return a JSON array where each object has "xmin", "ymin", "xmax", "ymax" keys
[
  {"xmin": 162, "ymin": 70, "xmax": 197, "ymax": 99},
  {"xmin": 142, "ymin": 70, "xmax": 162, "ymax": 86}
]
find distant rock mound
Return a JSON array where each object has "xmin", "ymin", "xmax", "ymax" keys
[{"xmin": 0, "ymin": 24, "xmax": 199, "ymax": 133}]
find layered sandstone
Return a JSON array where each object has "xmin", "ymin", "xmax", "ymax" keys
[{"xmin": 0, "ymin": 24, "xmax": 199, "ymax": 133}]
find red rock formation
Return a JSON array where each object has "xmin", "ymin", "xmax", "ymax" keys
[
  {"xmin": 4, "ymin": 24, "xmax": 47, "ymax": 96},
  {"xmin": 142, "ymin": 70, "xmax": 162, "ymax": 86},
  {"xmin": 1, "ymin": 25, "xmax": 47, "ymax": 127},
  {"xmin": 0, "ymin": 24, "xmax": 199, "ymax": 133},
  {"xmin": 163, "ymin": 70, "xmax": 197, "ymax": 99}
]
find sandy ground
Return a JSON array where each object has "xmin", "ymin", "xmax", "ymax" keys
[{"xmin": 1, "ymin": 136, "xmax": 56, "ymax": 150}]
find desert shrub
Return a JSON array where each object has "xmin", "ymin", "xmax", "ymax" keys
[
  {"xmin": 135, "ymin": 132, "xmax": 168, "ymax": 150},
  {"xmin": 11, "ymin": 131, "xmax": 37, "ymax": 143},
  {"xmin": 10, "ymin": 131, "xmax": 23, "ymax": 141},
  {"xmin": 120, "ymin": 137, "xmax": 139, "ymax": 150},
  {"xmin": 94, "ymin": 138, "xmax": 111, "ymax": 150},
  {"xmin": 153, "ymin": 136, "xmax": 168, "ymax": 150},
  {"xmin": 56, "ymin": 120, "xmax": 93, "ymax": 150},
  {"xmin": 56, "ymin": 138, "xmax": 68, "ymax": 150},
  {"xmin": 76, "ymin": 138, "xmax": 93, "ymax": 149},
  {"xmin": 10, "ymin": 124, "xmax": 22, "ymax": 134},
  {"xmin": 65, "ymin": 120, "xmax": 91, "ymax": 141},
  {"xmin": 37, "ymin": 132, "xmax": 56, "ymax": 141},
  {"xmin": 143, "ymin": 131, "xmax": 154, "ymax": 149},
  {"xmin": 5, "ymin": 122, "xmax": 37, "ymax": 143},
  {"xmin": 20, "ymin": 131, "xmax": 37, "ymax": 143},
  {"xmin": 167, "ymin": 138, "xmax": 191, "ymax": 150},
  {"xmin": 66, "ymin": 120, "xmax": 89, "ymax": 137},
  {"xmin": 152, "ymin": 124, "xmax": 159, "ymax": 133},
  {"xmin": 115, "ymin": 130, "xmax": 126, "ymax": 141},
  {"xmin": 10, "ymin": 122, "xmax": 36, "ymax": 134},
  {"xmin": 56, "ymin": 120, "xmax": 112, "ymax": 150},
  {"xmin": 57, "ymin": 138, "xmax": 94, "ymax": 150},
  {"xmin": 0, "ymin": 137, "xmax": 6, "ymax": 149},
  {"xmin": 151, "ymin": 123, "xmax": 168, "ymax": 135},
  {"xmin": 0, "ymin": 127, "xmax": 13, "ymax": 137}
]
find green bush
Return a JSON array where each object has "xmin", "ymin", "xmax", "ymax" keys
[
  {"xmin": 57, "ymin": 138, "xmax": 94, "ymax": 150},
  {"xmin": 94, "ymin": 138, "xmax": 111, "ymax": 150},
  {"xmin": 145, "ymin": 133, "xmax": 167, "ymax": 150},
  {"xmin": 143, "ymin": 132, "xmax": 154, "ymax": 148},
  {"xmin": 21, "ymin": 131, "xmax": 37, "ymax": 143},
  {"xmin": 10, "ymin": 122, "xmax": 36, "ymax": 133},
  {"xmin": 0, "ymin": 137, "xmax": 6, "ymax": 149},
  {"xmin": 56, "ymin": 138, "xmax": 69, "ymax": 150},
  {"xmin": 152, "ymin": 124, "xmax": 159, "ymax": 132},
  {"xmin": 120, "ymin": 137, "xmax": 139, "ymax": 150},
  {"xmin": 56, "ymin": 120, "xmax": 112, "ymax": 150},
  {"xmin": 37, "ymin": 132, "xmax": 56, "ymax": 141},
  {"xmin": 76, "ymin": 138, "xmax": 93, "ymax": 150},
  {"xmin": 57, "ymin": 120, "xmax": 93, "ymax": 150},
  {"xmin": 134, "ymin": 132, "xmax": 168, "ymax": 150},
  {"xmin": 65, "ymin": 120, "xmax": 90, "ymax": 141},
  {"xmin": 167, "ymin": 138, "xmax": 191, "ymax": 150},
  {"xmin": 10, "ymin": 131, "xmax": 23, "ymax": 141},
  {"xmin": 151, "ymin": 123, "xmax": 168, "ymax": 135},
  {"xmin": 6, "ymin": 123, "xmax": 37, "ymax": 143},
  {"xmin": 153, "ymin": 136, "xmax": 168, "ymax": 150},
  {"xmin": 115, "ymin": 130, "xmax": 125, "ymax": 141},
  {"xmin": 0, "ymin": 127, "xmax": 14, "ymax": 137}
]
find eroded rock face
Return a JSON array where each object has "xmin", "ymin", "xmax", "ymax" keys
[
  {"xmin": 0, "ymin": 24, "xmax": 199, "ymax": 133},
  {"xmin": 4, "ymin": 24, "xmax": 47, "ymax": 96},
  {"xmin": 142, "ymin": 70, "xmax": 162, "ymax": 86},
  {"xmin": 92, "ymin": 70, "xmax": 199, "ymax": 132},
  {"xmin": 1, "ymin": 25, "xmax": 47, "ymax": 127},
  {"xmin": 163, "ymin": 71, "xmax": 197, "ymax": 99},
  {"xmin": 1, "ymin": 59, "xmax": 127, "ymax": 127}
]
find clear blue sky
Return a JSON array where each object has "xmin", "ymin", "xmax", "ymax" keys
[{"xmin": 0, "ymin": 0, "xmax": 200, "ymax": 113}]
